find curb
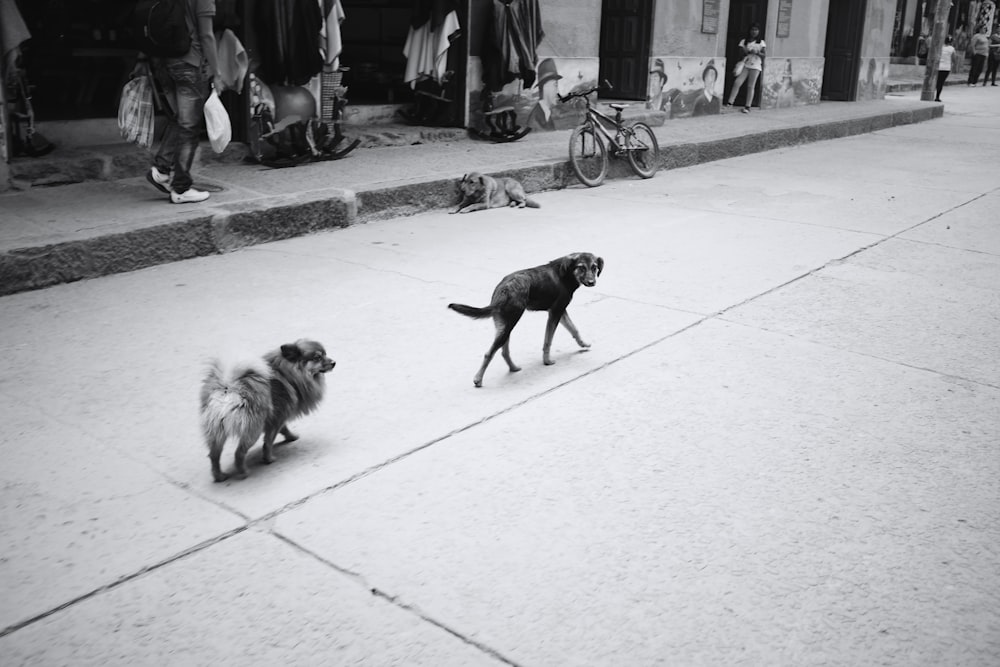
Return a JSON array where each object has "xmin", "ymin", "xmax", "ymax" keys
[{"xmin": 0, "ymin": 104, "xmax": 943, "ymax": 297}]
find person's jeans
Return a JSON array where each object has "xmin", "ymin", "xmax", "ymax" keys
[
  {"xmin": 153, "ymin": 60, "xmax": 209, "ymax": 194},
  {"xmin": 967, "ymin": 54, "xmax": 986, "ymax": 85}
]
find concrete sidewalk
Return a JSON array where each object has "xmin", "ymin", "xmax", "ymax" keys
[{"xmin": 0, "ymin": 96, "xmax": 943, "ymax": 296}]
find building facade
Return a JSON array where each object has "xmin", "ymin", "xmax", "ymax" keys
[{"xmin": 1, "ymin": 0, "xmax": 962, "ymax": 189}]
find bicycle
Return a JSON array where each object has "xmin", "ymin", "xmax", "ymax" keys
[{"xmin": 558, "ymin": 82, "xmax": 660, "ymax": 187}]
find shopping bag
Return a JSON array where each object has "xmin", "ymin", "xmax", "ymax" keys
[
  {"xmin": 204, "ymin": 89, "xmax": 232, "ymax": 153},
  {"xmin": 118, "ymin": 74, "xmax": 155, "ymax": 148}
]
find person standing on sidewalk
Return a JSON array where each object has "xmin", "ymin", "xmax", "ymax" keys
[
  {"xmin": 935, "ymin": 35, "xmax": 957, "ymax": 102},
  {"xmin": 146, "ymin": 0, "xmax": 224, "ymax": 204},
  {"xmin": 984, "ymin": 30, "xmax": 1000, "ymax": 86},
  {"xmin": 967, "ymin": 28, "xmax": 990, "ymax": 86},
  {"xmin": 725, "ymin": 24, "xmax": 766, "ymax": 114}
]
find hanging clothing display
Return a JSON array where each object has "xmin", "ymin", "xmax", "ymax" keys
[
  {"xmin": 402, "ymin": 0, "xmax": 462, "ymax": 88},
  {"xmin": 0, "ymin": 0, "xmax": 31, "ymax": 75},
  {"xmin": 254, "ymin": 0, "xmax": 324, "ymax": 86},
  {"xmin": 216, "ymin": 29, "xmax": 249, "ymax": 93},
  {"xmin": 481, "ymin": 0, "xmax": 544, "ymax": 92},
  {"xmin": 322, "ymin": 0, "xmax": 345, "ymax": 69}
]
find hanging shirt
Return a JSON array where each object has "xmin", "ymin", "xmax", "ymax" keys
[
  {"xmin": 482, "ymin": 0, "xmax": 545, "ymax": 92},
  {"xmin": 403, "ymin": 9, "xmax": 461, "ymax": 87},
  {"xmin": 323, "ymin": 0, "xmax": 345, "ymax": 68},
  {"xmin": 255, "ymin": 0, "xmax": 323, "ymax": 86}
]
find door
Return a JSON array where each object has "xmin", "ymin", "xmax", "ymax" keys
[
  {"xmin": 822, "ymin": 0, "xmax": 868, "ymax": 100},
  {"xmin": 724, "ymin": 0, "xmax": 768, "ymax": 107},
  {"xmin": 598, "ymin": 0, "xmax": 654, "ymax": 100}
]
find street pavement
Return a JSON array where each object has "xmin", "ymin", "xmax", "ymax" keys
[{"xmin": 0, "ymin": 86, "xmax": 998, "ymax": 666}]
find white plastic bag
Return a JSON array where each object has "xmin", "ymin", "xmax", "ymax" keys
[
  {"xmin": 204, "ymin": 89, "xmax": 231, "ymax": 153},
  {"xmin": 118, "ymin": 74, "xmax": 155, "ymax": 148}
]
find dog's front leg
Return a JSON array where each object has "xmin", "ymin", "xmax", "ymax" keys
[
  {"xmin": 560, "ymin": 312, "xmax": 590, "ymax": 349},
  {"xmin": 542, "ymin": 310, "xmax": 562, "ymax": 365}
]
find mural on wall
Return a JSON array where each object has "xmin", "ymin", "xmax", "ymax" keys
[
  {"xmin": 759, "ymin": 58, "xmax": 823, "ymax": 108},
  {"xmin": 468, "ymin": 57, "xmax": 598, "ymax": 133},
  {"xmin": 856, "ymin": 57, "xmax": 890, "ymax": 101},
  {"xmin": 646, "ymin": 57, "xmax": 723, "ymax": 118}
]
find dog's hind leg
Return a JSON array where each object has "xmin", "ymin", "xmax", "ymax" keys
[
  {"xmin": 233, "ymin": 434, "xmax": 255, "ymax": 479},
  {"xmin": 473, "ymin": 309, "xmax": 522, "ymax": 387},
  {"xmin": 501, "ymin": 339, "xmax": 521, "ymax": 373},
  {"xmin": 560, "ymin": 312, "xmax": 590, "ymax": 349},
  {"xmin": 208, "ymin": 435, "xmax": 231, "ymax": 483},
  {"xmin": 279, "ymin": 425, "xmax": 299, "ymax": 444}
]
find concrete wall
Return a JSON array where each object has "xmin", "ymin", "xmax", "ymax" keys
[
  {"xmin": 650, "ymin": 0, "xmax": 728, "ymax": 56},
  {"xmin": 857, "ymin": 0, "xmax": 896, "ymax": 100}
]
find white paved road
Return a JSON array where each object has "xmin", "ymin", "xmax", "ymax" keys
[{"xmin": 1, "ymin": 87, "xmax": 998, "ymax": 666}]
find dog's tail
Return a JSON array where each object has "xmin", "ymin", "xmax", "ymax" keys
[
  {"xmin": 199, "ymin": 358, "xmax": 272, "ymax": 444},
  {"xmin": 448, "ymin": 303, "xmax": 494, "ymax": 319},
  {"xmin": 525, "ymin": 198, "xmax": 541, "ymax": 208}
]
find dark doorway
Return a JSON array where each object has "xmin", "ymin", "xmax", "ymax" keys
[
  {"xmin": 724, "ymin": 0, "xmax": 768, "ymax": 108},
  {"xmin": 822, "ymin": 0, "xmax": 868, "ymax": 100},
  {"xmin": 598, "ymin": 0, "xmax": 654, "ymax": 100}
]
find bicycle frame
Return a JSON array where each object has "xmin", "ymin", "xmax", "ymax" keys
[{"xmin": 583, "ymin": 105, "xmax": 627, "ymax": 153}]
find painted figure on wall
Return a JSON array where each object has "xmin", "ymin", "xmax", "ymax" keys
[
  {"xmin": 691, "ymin": 61, "xmax": 721, "ymax": 116},
  {"xmin": 527, "ymin": 58, "xmax": 562, "ymax": 130},
  {"xmin": 646, "ymin": 58, "xmax": 669, "ymax": 110}
]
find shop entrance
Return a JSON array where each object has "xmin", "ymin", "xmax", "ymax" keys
[
  {"xmin": 339, "ymin": 0, "xmax": 466, "ymax": 126},
  {"xmin": 597, "ymin": 0, "xmax": 654, "ymax": 100},
  {"xmin": 724, "ymin": 0, "xmax": 768, "ymax": 108},
  {"xmin": 822, "ymin": 0, "xmax": 868, "ymax": 100}
]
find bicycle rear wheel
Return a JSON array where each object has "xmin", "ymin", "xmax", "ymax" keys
[
  {"xmin": 568, "ymin": 124, "xmax": 608, "ymax": 187},
  {"xmin": 625, "ymin": 122, "xmax": 659, "ymax": 179}
]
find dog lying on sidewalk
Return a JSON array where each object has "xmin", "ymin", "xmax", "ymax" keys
[
  {"xmin": 451, "ymin": 172, "xmax": 541, "ymax": 213},
  {"xmin": 199, "ymin": 339, "xmax": 335, "ymax": 482},
  {"xmin": 448, "ymin": 253, "xmax": 603, "ymax": 387}
]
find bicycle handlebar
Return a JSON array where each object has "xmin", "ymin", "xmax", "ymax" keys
[
  {"xmin": 558, "ymin": 80, "xmax": 614, "ymax": 105},
  {"xmin": 557, "ymin": 86, "xmax": 599, "ymax": 104}
]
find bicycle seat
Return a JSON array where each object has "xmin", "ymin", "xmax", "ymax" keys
[{"xmin": 609, "ymin": 103, "xmax": 629, "ymax": 111}]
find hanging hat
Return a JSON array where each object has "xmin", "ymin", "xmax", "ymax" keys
[{"xmin": 536, "ymin": 58, "xmax": 562, "ymax": 88}]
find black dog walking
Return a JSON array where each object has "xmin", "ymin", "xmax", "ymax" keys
[{"xmin": 448, "ymin": 253, "xmax": 604, "ymax": 387}]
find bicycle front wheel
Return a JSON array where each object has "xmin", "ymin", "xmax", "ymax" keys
[
  {"xmin": 568, "ymin": 124, "xmax": 608, "ymax": 187},
  {"xmin": 625, "ymin": 122, "xmax": 660, "ymax": 179}
]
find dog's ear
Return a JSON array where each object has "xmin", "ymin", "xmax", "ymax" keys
[
  {"xmin": 595, "ymin": 256, "xmax": 604, "ymax": 276},
  {"xmin": 280, "ymin": 343, "xmax": 303, "ymax": 362},
  {"xmin": 558, "ymin": 253, "xmax": 579, "ymax": 275}
]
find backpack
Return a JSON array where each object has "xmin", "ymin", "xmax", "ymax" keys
[{"xmin": 130, "ymin": 0, "xmax": 192, "ymax": 58}]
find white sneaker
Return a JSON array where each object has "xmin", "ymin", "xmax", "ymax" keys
[
  {"xmin": 146, "ymin": 167, "xmax": 172, "ymax": 194},
  {"xmin": 170, "ymin": 187, "xmax": 210, "ymax": 204}
]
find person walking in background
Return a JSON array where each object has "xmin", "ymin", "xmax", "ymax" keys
[
  {"xmin": 936, "ymin": 35, "xmax": 957, "ymax": 102},
  {"xmin": 984, "ymin": 30, "xmax": 1000, "ymax": 86},
  {"xmin": 147, "ymin": 0, "xmax": 224, "ymax": 204},
  {"xmin": 967, "ymin": 28, "xmax": 989, "ymax": 86},
  {"xmin": 725, "ymin": 24, "xmax": 766, "ymax": 114}
]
